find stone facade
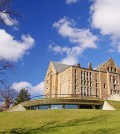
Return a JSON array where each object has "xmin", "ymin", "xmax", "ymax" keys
[{"xmin": 44, "ymin": 58, "xmax": 120, "ymax": 99}]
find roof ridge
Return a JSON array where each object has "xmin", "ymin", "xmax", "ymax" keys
[{"xmin": 52, "ymin": 61, "xmax": 71, "ymax": 66}]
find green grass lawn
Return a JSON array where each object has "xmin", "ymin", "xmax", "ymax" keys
[{"xmin": 0, "ymin": 101, "xmax": 120, "ymax": 134}]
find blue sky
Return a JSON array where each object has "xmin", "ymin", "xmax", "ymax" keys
[{"xmin": 0, "ymin": 0, "xmax": 120, "ymax": 96}]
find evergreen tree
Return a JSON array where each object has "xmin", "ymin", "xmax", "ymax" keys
[{"xmin": 14, "ymin": 88, "xmax": 31, "ymax": 105}]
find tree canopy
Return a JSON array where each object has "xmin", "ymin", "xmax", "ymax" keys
[{"xmin": 14, "ymin": 88, "xmax": 31, "ymax": 105}]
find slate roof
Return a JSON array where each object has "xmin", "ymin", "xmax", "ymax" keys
[
  {"xmin": 94, "ymin": 60, "xmax": 108, "ymax": 70},
  {"xmin": 94, "ymin": 58, "xmax": 118, "ymax": 70},
  {"xmin": 52, "ymin": 62, "xmax": 70, "ymax": 73}
]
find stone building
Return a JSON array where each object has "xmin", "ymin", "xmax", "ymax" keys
[{"xmin": 44, "ymin": 58, "xmax": 120, "ymax": 99}]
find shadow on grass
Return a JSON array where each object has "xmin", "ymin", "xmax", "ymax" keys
[{"xmin": 0, "ymin": 114, "xmax": 115, "ymax": 134}]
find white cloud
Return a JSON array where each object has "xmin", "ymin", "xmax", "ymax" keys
[
  {"xmin": 0, "ymin": 12, "xmax": 18, "ymax": 28},
  {"xmin": 61, "ymin": 55, "xmax": 78, "ymax": 65},
  {"xmin": 91, "ymin": 0, "xmax": 120, "ymax": 52},
  {"xmin": 11, "ymin": 81, "xmax": 44, "ymax": 96},
  {"xmin": 51, "ymin": 17, "xmax": 98, "ymax": 65},
  {"xmin": 49, "ymin": 44, "xmax": 84, "ymax": 65},
  {"xmin": 53, "ymin": 17, "xmax": 97, "ymax": 49},
  {"xmin": 0, "ymin": 29, "xmax": 35, "ymax": 61},
  {"xmin": 66, "ymin": 0, "xmax": 79, "ymax": 4}
]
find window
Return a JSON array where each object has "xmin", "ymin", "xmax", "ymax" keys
[
  {"xmin": 87, "ymin": 88, "xmax": 89, "ymax": 96},
  {"xmin": 51, "ymin": 105, "xmax": 62, "ymax": 109},
  {"xmin": 96, "ymin": 89, "xmax": 98, "ymax": 97},
  {"xmin": 75, "ymin": 79, "xmax": 77, "ymax": 84},
  {"xmin": 90, "ymin": 76, "xmax": 92, "ymax": 81},
  {"xmin": 84, "ymin": 87, "xmax": 86, "ymax": 96},
  {"xmin": 39, "ymin": 105, "xmax": 49, "ymax": 110},
  {"xmin": 111, "ymin": 67, "xmax": 113, "ymax": 72},
  {"xmin": 81, "ymin": 80, "xmax": 83, "ymax": 85},
  {"xmin": 75, "ymin": 69, "xmax": 77, "ymax": 73},
  {"xmin": 65, "ymin": 105, "xmax": 78, "ymax": 109},
  {"xmin": 107, "ymin": 67, "xmax": 109, "ymax": 71},
  {"xmin": 81, "ymin": 70, "xmax": 83, "ymax": 74},
  {"xmin": 114, "ymin": 85, "xmax": 116, "ymax": 89},
  {"xmin": 90, "ymin": 72, "xmax": 91, "ymax": 76},
  {"xmin": 32, "ymin": 106, "xmax": 38, "ymax": 110},
  {"xmin": 113, "ymin": 76, "xmax": 116, "ymax": 84},
  {"xmin": 74, "ymin": 85, "xmax": 77, "ymax": 94},
  {"xmin": 90, "ymin": 82, "xmax": 92, "ymax": 87},
  {"xmin": 90, "ymin": 88, "xmax": 92, "ymax": 96},
  {"xmin": 84, "ymin": 71, "xmax": 86, "ymax": 75},
  {"xmin": 87, "ymin": 72, "xmax": 88, "ymax": 76},
  {"xmin": 75, "ymin": 69, "xmax": 77, "ymax": 78},
  {"xmin": 104, "ymin": 84, "xmax": 106, "ymax": 88},
  {"xmin": 81, "ymin": 86, "xmax": 83, "ymax": 95},
  {"xmin": 84, "ymin": 81, "xmax": 86, "ymax": 86},
  {"xmin": 96, "ymin": 83, "xmax": 98, "ymax": 88}
]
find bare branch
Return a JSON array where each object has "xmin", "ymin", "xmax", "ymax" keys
[
  {"xmin": 0, "ymin": 0, "xmax": 20, "ymax": 25},
  {"xmin": 0, "ymin": 86, "xmax": 17, "ymax": 109}
]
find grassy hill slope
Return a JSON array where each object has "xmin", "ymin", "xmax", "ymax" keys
[{"xmin": 0, "ymin": 101, "xmax": 120, "ymax": 134}]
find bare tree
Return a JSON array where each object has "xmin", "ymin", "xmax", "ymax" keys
[
  {"xmin": 0, "ymin": 86, "xmax": 17, "ymax": 109},
  {"xmin": 0, "ymin": 61, "xmax": 16, "ymax": 110},
  {"xmin": 0, "ymin": 0, "xmax": 19, "ymax": 25},
  {"xmin": 0, "ymin": 1, "xmax": 19, "ymax": 110},
  {"xmin": 0, "ymin": 60, "xmax": 15, "ymax": 87}
]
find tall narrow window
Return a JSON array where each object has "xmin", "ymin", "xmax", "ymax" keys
[
  {"xmin": 74, "ymin": 85, "xmax": 76, "ymax": 95},
  {"xmin": 84, "ymin": 87, "xmax": 86, "ymax": 96},
  {"xmin": 75, "ymin": 69, "xmax": 77, "ymax": 78},
  {"xmin": 81, "ymin": 80, "xmax": 83, "ymax": 85},
  {"xmin": 90, "ymin": 88, "xmax": 92, "ymax": 96},
  {"xmin": 81, "ymin": 70, "xmax": 83, "ymax": 74},
  {"xmin": 104, "ymin": 84, "xmax": 106, "ymax": 88},
  {"xmin": 111, "ymin": 67, "xmax": 113, "ymax": 72},
  {"xmin": 81, "ymin": 86, "xmax": 83, "ymax": 96},
  {"xmin": 96, "ymin": 89, "xmax": 98, "ymax": 97},
  {"xmin": 75, "ymin": 79, "xmax": 77, "ymax": 84},
  {"xmin": 113, "ymin": 76, "xmax": 116, "ymax": 84},
  {"xmin": 90, "ymin": 72, "xmax": 91, "ymax": 76},
  {"xmin": 87, "ymin": 87, "xmax": 89, "ymax": 96},
  {"xmin": 90, "ymin": 82, "xmax": 92, "ymax": 87}
]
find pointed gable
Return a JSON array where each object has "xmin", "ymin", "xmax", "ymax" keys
[{"xmin": 95, "ymin": 58, "xmax": 119, "ymax": 72}]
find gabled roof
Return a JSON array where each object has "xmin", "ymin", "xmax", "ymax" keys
[
  {"xmin": 94, "ymin": 58, "xmax": 119, "ymax": 70},
  {"xmin": 94, "ymin": 59, "xmax": 109, "ymax": 70},
  {"xmin": 52, "ymin": 62, "xmax": 70, "ymax": 73}
]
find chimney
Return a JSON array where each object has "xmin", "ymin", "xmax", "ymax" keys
[
  {"xmin": 77, "ymin": 63, "xmax": 80, "ymax": 68},
  {"xmin": 88, "ymin": 63, "xmax": 92, "ymax": 70}
]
